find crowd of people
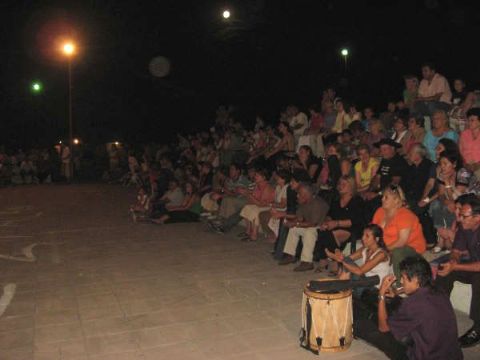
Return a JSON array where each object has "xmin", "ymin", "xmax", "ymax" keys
[
  {"xmin": 0, "ymin": 147, "xmax": 59, "ymax": 186},
  {"xmin": 126, "ymin": 62, "xmax": 480, "ymax": 358}
]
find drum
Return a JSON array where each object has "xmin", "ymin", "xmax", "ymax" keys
[{"xmin": 300, "ymin": 279, "xmax": 353, "ymax": 353}]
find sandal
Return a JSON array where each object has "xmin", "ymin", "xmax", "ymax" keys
[{"xmin": 314, "ymin": 264, "xmax": 328, "ymax": 273}]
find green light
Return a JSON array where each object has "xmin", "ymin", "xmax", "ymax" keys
[
  {"xmin": 341, "ymin": 48, "xmax": 349, "ymax": 56},
  {"xmin": 31, "ymin": 82, "xmax": 43, "ymax": 93}
]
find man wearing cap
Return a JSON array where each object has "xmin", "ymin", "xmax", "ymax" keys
[{"xmin": 364, "ymin": 138, "xmax": 409, "ymax": 197}]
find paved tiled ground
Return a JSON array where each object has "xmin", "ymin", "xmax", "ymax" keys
[{"xmin": 0, "ymin": 184, "xmax": 478, "ymax": 359}]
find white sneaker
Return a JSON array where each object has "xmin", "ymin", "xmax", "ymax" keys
[{"xmin": 432, "ymin": 246, "xmax": 442, "ymax": 254}]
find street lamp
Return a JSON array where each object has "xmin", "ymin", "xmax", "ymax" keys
[
  {"xmin": 31, "ymin": 81, "xmax": 43, "ymax": 94},
  {"xmin": 341, "ymin": 48, "xmax": 349, "ymax": 73},
  {"xmin": 61, "ymin": 41, "xmax": 76, "ymax": 178},
  {"xmin": 222, "ymin": 9, "xmax": 231, "ymax": 19}
]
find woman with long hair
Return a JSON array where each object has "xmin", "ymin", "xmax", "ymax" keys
[
  {"xmin": 315, "ymin": 175, "xmax": 365, "ymax": 272},
  {"xmin": 292, "ymin": 145, "xmax": 322, "ymax": 182},
  {"xmin": 326, "ymin": 224, "xmax": 391, "ymax": 290},
  {"xmin": 239, "ymin": 168, "xmax": 275, "ymax": 241}
]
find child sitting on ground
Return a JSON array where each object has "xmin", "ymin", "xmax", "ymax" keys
[{"xmin": 130, "ymin": 186, "xmax": 150, "ymax": 221}]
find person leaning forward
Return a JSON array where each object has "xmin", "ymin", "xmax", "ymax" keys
[
  {"xmin": 278, "ymin": 183, "xmax": 329, "ymax": 271},
  {"xmin": 436, "ymin": 195, "xmax": 480, "ymax": 348}
]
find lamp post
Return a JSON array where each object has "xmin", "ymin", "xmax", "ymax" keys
[
  {"xmin": 61, "ymin": 41, "xmax": 76, "ymax": 178},
  {"xmin": 341, "ymin": 48, "xmax": 349, "ymax": 73},
  {"xmin": 222, "ymin": 9, "xmax": 231, "ymax": 19}
]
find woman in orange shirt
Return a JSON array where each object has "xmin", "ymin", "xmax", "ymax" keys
[{"xmin": 372, "ymin": 185, "xmax": 426, "ymax": 281}]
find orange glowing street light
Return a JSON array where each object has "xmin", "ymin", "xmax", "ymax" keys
[
  {"xmin": 62, "ymin": 42, "xmax": 76, "ymax": 56},
  {"xmin": 60, "ymin": 40, "xmax": 77, "ymax": 178}
]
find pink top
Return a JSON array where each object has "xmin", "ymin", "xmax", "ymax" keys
[{"xmin": 459, "ymin": 129, "xmax": 480, "ymax": 164}]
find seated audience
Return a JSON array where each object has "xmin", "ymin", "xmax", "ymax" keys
[
  {"xmin": 403, "ymin": 74, "xmax": 419, "ymax": 110},
  {"xmin": 452, "ymin": 78, "xmax": 468, "ymax": 106},
  {"xmin": 436, "ymin": 195, "xmax": 480, "ymax": 348},
  {"xmin": 292, "ymin": 145, "xmax": 322, "ymax": 183},
  {"xmin": 423, "ymin": 109, "xmax": 458, "ymax": 160},
  {"xmin": 356, "ymin": 255, "xmax": 462, "ymax": 360},
  {"xmin": 404, "ymin": 144, "xmax": 436, "ymax": 245},
  {"xmin": 326, "ymin": 224, "xmax": 391, "ymax": 295},
  {"xmin": 278, "ymin": 184, "xmax": 329, "ymax": 271},
  {"xmin": 363, "ymin": 138, "xmax": 409, "ymax": 213},
  {"xmin": 271, "ymin": 169, "xmax": 312, "ymax": 260},
  {"xmin": 379, "ymin": 102, "xmax": 397, "ymax": 134},
  {"xmin": 239, "ymin": 168, "xmax": 275, "ymax": 241},
  {"xmin": 331, "ymin": 99, "xmax": 352, "ymax": 133},
  {"xmin": 315, "ymin": 176, "xmax": 365, "ymax": 272},
  {"xmin": 264, "ymin": 121, "xmax": 295, "ymax": 160},
  {"xmin": 459, "ymin": 108, "xmax": 480, "ymax": 180},
  {"xmin": 372, "ymin": 185, "xmax": 426, "ymax": 281},
  {"xmin": 430, "ymin": 151, "xmax": 476, "ymax": 235},
  {"xmin": 414, "ymin": 62, "xmax": 452, "ymax": 117},
  {"xmin": 391, "ymin": 113, "xmax": 412, "ymax": 156},
  {"xmin": 152, "ymin": 182, "xmax": 201, "ymax": 224},
  {"xmin": 258, "ymin": 170, "xmax": 290, "ymax": 242},
  {"xmin": 403, "ymin": 114, "xmax": 426, "ymax": 154},
  {"xmin": 354, "ymin": 144, "xmax": 379, "ymax": 195}
]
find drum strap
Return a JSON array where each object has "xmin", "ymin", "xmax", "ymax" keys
[
  {"xmin": 326, "ymin": 296, "xmax": 352, "ymax": 348},
  {"xmin": 300, "ymin": 298, "xmax": 321, "ymax": 355},
  {"xmin": 310, "ymin": 300, "xmax": 323, "ymax": 351}
]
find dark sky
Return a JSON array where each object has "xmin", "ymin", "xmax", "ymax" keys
[{"xmin": 1, "ymin": 0, "xmax": 479, "ymax": 148}]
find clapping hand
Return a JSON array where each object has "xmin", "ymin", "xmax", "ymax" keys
[
  {"xmin": 325, "ymin": 248, "xmax": 344, "ymax": 262},
  {"xmin": 379, "ymin": 274, "xmax": 396, "ymax": 296},
  {"xmin": 437, "ymin": 261, "xmax": 455, "ymax": 277}
]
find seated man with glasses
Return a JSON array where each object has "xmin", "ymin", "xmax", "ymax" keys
[{"xmin": 436, "ymin": 195, "xmax": 480, "ymax": 348}]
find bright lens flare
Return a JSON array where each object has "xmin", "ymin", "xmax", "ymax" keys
[
  {"xmin": 73, "ymin": 138, "xmax": 80, "ymax": 145},
  {"xmin": 341, "ymin": 48, "xmax": 349, "ymax": 56},
  {"xmin": 62, "ymin": 42, "xmax": 75, "ymax": 56},
  {"xmin": 222, "ymin": 10, "xmax": 231, "ymax": 19},
  {"xmin": 31, "ymin": 82, "xmax": 42, "ymax": 93}
]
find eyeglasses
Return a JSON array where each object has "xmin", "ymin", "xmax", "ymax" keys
[{"xmin": 389, "ymin": 184, "xmax": 400, "ymax": 193}]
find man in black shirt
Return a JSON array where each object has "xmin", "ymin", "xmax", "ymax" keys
[
  {"xmin": 363, "ymin": 138, "xmax": 409, "ymax": 218},
  {"xmin": 405, "ymin": 144, "xmax": 436, "ymax": 246},
  {"xmin": 436, "ymin": 195, "xmax": 480, "ymax": 348}
]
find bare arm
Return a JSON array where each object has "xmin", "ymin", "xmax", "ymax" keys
[
  {"xmin": 378, "ymin": 275, "xmax": 396, "ymax": 332},
  {"xmin": 343, "ymin": 251, "xmax": 387, "ymax": 276},
  {"xmin": 387, "ymin": 228, "xmax": 411, "ymax": 250}
]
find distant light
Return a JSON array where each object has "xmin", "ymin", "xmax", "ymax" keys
[
  {"xmin": 341, "ymin": 48, "xmax": 349, "ymax": 57},
  {"xmin": 222, "ymin": 10, "xmax": 231, "ymax": 19},
  {"xmin": 62, "ymin": 42, "xmax": 76, "ymax": 56},
  {"xmin": 31, "ymin": 82, "xmax": 43, "ymax": 93},
  {"xmin": 59, "ymin": 140, "xmax": 62, "ymax": 144},
  {"xmin": 114, "ymin": 141, "xmax": 120, "ymax": 146},
  {"xmin": 73, "ymin": 138, "xmax": 80, "ymax": 145}
]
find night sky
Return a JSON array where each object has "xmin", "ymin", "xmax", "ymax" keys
[{"xmin": 1, "ymin": 0, "xmax": 479, "ymax": 148}]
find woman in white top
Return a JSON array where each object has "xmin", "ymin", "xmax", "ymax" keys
[{"xmin": 326, "ymin": 224, "xmax": 391, "ymax": 294}]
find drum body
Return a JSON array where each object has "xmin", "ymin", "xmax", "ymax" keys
[{"xmin": 301, "ymin": 280, "xmax": 353, "ymax": 353}]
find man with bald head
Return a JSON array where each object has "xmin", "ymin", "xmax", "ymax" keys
[{"xmin": 279, "ymin": 184, "xmax": 329, "ymax": 271}]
